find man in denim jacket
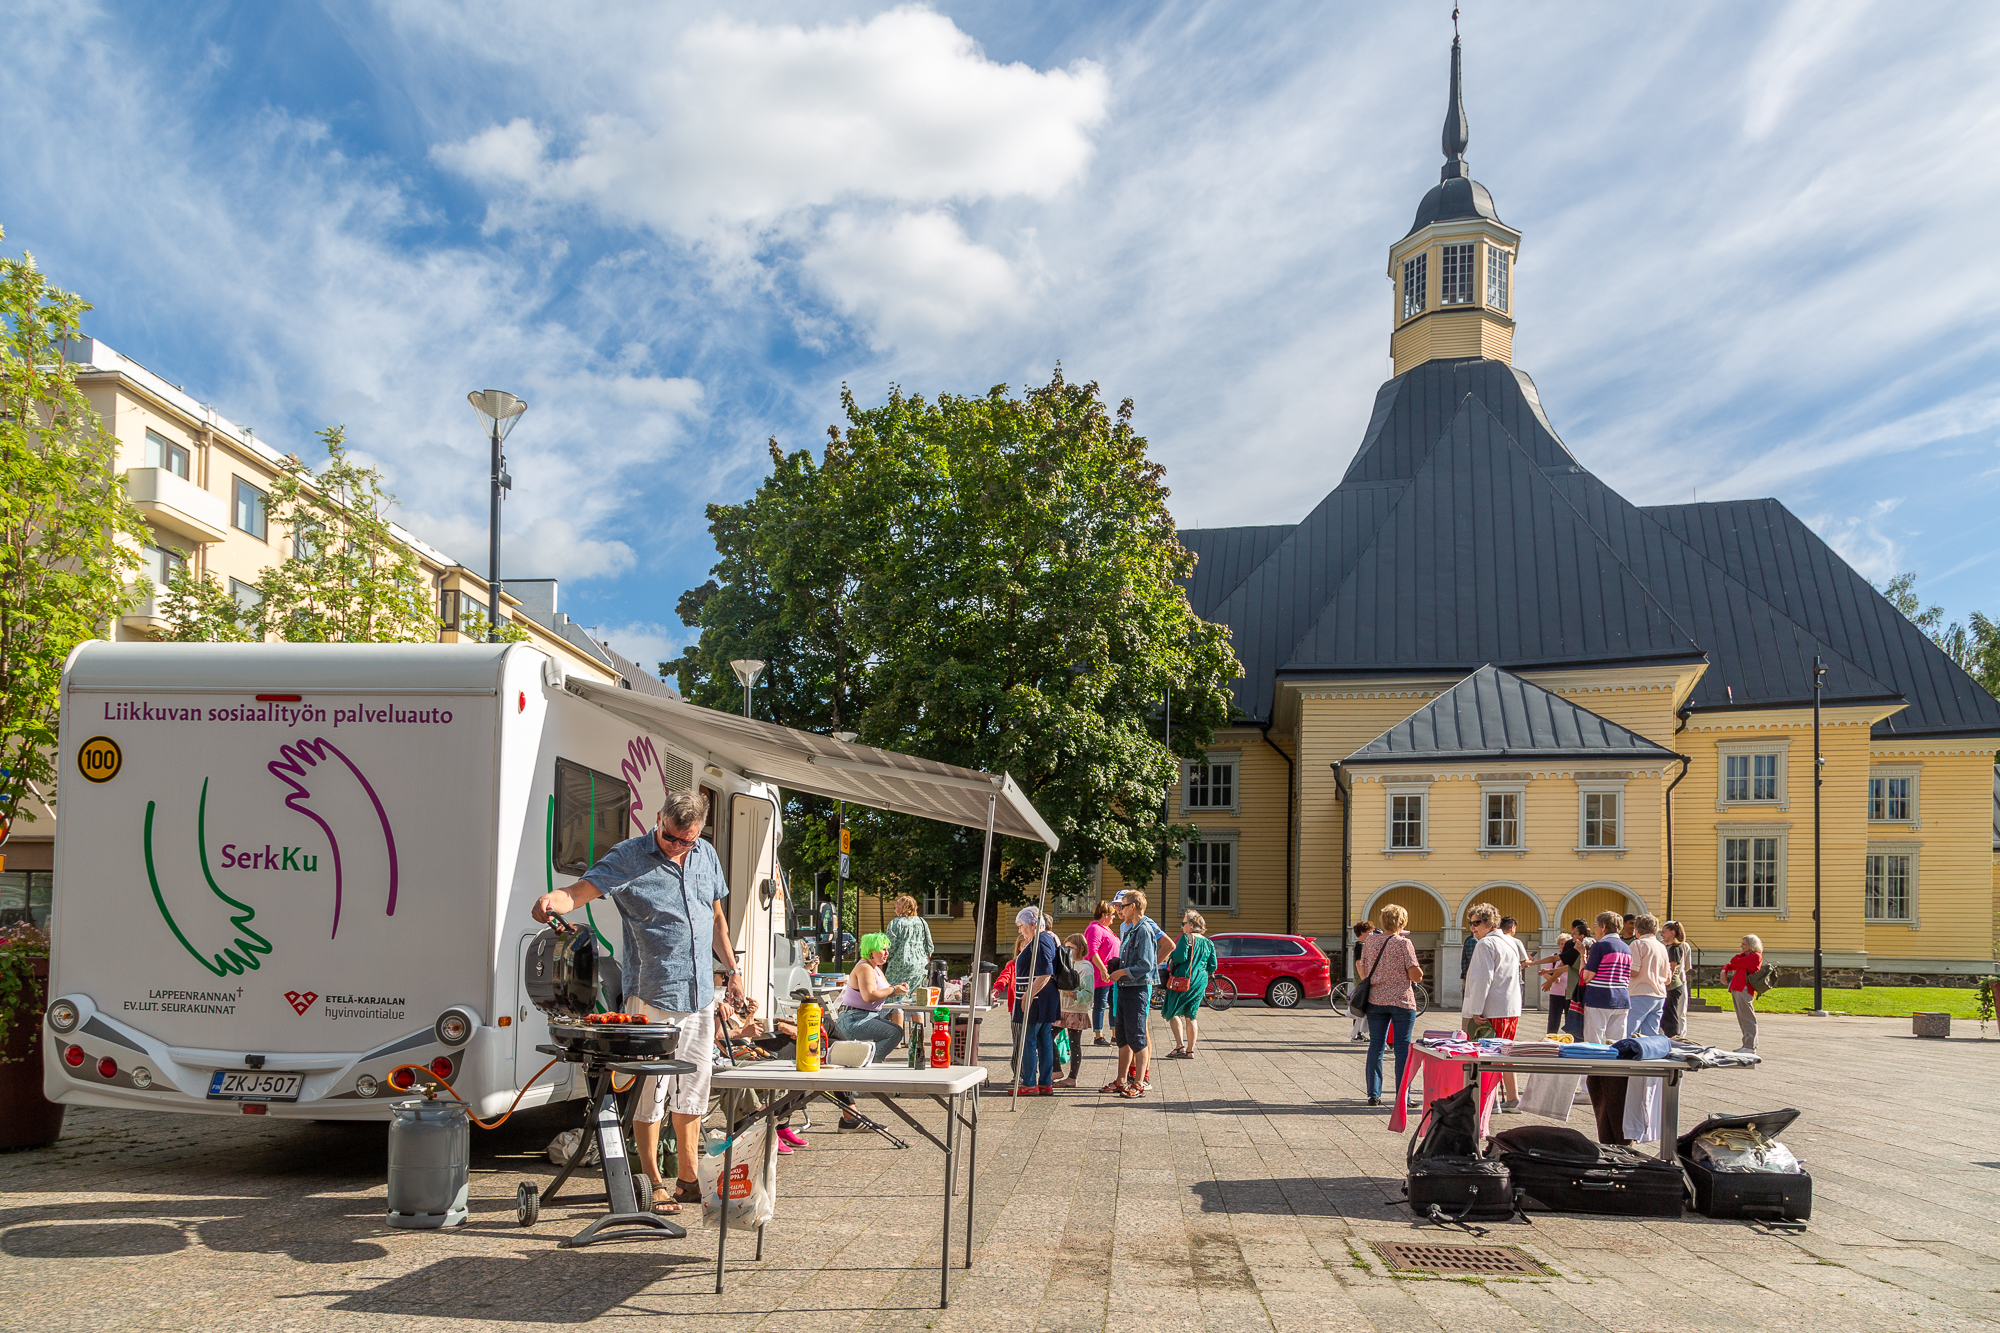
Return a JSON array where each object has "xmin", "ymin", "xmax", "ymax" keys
[{"xmin": 1101, "ymin": 889, "xmax": 1173, "ymax": 1097}]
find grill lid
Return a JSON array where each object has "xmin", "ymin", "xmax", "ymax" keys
[{"xmin": 524, "ymin": 923, "xmax": 623, "ymax": 1019}]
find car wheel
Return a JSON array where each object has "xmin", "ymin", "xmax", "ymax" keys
[{"xmin": 1266, "ymin": 978, "xmax": 1304, "ymax": 1009}]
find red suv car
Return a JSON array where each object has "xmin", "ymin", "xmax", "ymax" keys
[{"xmin": 1210, "ymin": 933, "xmax": 1333, "ymax": 1008}]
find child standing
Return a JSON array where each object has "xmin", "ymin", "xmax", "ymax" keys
[{"xmin": 1055, "ymin": 933, "xmax": 1097, "ymax": 1087}]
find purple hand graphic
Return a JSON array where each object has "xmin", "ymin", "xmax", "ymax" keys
[{"xmin": 268, "ymin": 737, "xmax": 399, "ymax": 939}]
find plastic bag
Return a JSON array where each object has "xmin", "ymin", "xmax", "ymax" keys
[
  {"xmin": 1692, "ymin": 1127, "xmax": 1801, "ymax": 1174},
  {"xmin": 699, "ymin": 1120, "xmax": 777, "ymax": 1228},
  {"xmin": 546, "ymin": 1128, "xmax": 600, "ymax": 1167}
]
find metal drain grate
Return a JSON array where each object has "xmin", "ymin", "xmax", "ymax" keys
[{"xmin": 1371, "ymin": 1241, "xmax": 1551, "ymax": 1276}]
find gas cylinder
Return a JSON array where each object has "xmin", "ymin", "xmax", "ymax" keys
[
  {"xmin": 930, "ymin": 1006, "xmax": 951, "ymax": 1067},
  {"xmin": 385, "ymin": 1098, "xmax": 469, "ymax": 1228},
  {"xmin": 795, "ymin": 995, "xmax": 822, "ymax": 1071}
]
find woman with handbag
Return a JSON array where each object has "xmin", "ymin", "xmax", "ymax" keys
[
  {"xmin": 1660, "ymin": 921, "xmax": 1692, "ymax": 1039},
  {"xmin": 1163, "ymin": 910, "xmax": 1216, "ymax": 1058},
  {"xmin": 1721, "ymin": 934, "xmax": 1764, "ymax": 1054},
  {"xmin": 1356, "ymin": 904, "xmax": 1423, "ymax": 1107}
]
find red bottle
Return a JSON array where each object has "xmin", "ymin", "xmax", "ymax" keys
[{"xmin": 929, "ymin": 1006, "xmax": 951, "ymax": 1068}]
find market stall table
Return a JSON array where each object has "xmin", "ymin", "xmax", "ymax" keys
[
  {"xmin": 1388, "ymin": 1047, "xmax": 1702, "ymax": 1160},
  {"xmin": 707, "ymin": 1064, "xmax": 987, "ymax": 1308}
]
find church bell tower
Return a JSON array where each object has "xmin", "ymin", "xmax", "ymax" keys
[{"xmin": 1387, "ymin": 33, "xmax": 1523, "ymax": 376}]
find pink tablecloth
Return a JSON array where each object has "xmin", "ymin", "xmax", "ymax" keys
[{"xmin": 1385, "ymin": 1048, "xmax": 1503, "ymax": 1137}]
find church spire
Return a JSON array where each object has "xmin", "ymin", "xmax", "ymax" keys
[{"xmin": 1441, "ymin": 27, "xmax": 1470, "ymax": 181}]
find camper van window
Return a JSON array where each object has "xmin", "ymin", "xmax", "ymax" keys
[{"xmin": 554, "ymin": 758, "xmax": 635, "ymax": 875}]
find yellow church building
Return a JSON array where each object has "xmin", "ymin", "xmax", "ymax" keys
[{"xmin": 882, "ymin": 37, "xmax": 2000, "ymax": 1007}]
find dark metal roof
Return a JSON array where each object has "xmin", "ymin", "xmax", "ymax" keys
[
  {"xmin": 1643, "ymin": 499, "xmax": 2000, "ymax": 738},
  {"xmin": 1179, "ymin": 525, "xmax": 1294, "ymax": 620},
  {"xmin": 1177, "ymin": 356, "xmax": 1994, "ymax": 737},
  {"xmin": 1344, "ymin": 664, "xmax": 1677, "ymax": 764},
  {"xmin": 1407, "ymin": 176, "xmax": 1502, "ymax": 237}
]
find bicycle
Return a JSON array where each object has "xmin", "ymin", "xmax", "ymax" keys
[{"xmin": 1333, "ymin": 979, "xmax": 1431, "ymax": 1018}]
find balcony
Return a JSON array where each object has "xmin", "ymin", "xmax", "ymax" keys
[
  {"xmin": 125, "ymin": 466, "xmax": 229, "ymax": 544},
  {"xmin": 121, "ymin": 583, "xmax": 169, "ymax": 636}
]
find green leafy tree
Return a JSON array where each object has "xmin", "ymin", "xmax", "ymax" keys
[
  {"xmin": 256, "ymin": 426, "xmax": 439, "ymax": 642},
  {"xmin": 0, "ymin": 231, "xmax": 149, "ymax": 834},
  {"xmin": 156, "ymin": 560, "xmax": 257, "ymax": 642},
  {"xmin": 1883, "ymin": 572, "xmax": 2000, "ymax": 699},
  {"xmin": 674, "ymin": 369, "xmax": 1239, "ymax": 936},
  {"xmin": 457, "ymin": 600, "xmax": 531, "ymax": 645}
]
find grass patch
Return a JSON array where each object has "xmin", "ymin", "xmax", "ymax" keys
[{"xmin": 1694, "ymin": 986, "xmax": 1983, "ymax": 1019}]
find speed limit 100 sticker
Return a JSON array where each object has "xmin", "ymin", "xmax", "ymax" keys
[{"xmin": 78, "ymin": 735, "xmax": 123, "ymax": 783}]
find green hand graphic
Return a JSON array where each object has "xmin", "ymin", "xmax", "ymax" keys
[{"xmin": 145, "ymin": 778, "xmax": 274, "ymax": 977}]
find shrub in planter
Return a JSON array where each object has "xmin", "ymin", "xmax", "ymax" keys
[{"xmin": 0, "ymin": 922, "xmax": 65, "ymax": 1148}]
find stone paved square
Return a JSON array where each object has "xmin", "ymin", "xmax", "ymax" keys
[{"xmin": 5, "ymin": 1005, "xmax": 1999, "ymax": 1331}]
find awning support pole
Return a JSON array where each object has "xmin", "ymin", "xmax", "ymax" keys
[
  {"xmin": 967, "ymin": 790, "xmax": 998, "ymax": 1009},
  {"xmin": 1010, "ymin": 846, "xmax": 1055, "ymax": 1110}
]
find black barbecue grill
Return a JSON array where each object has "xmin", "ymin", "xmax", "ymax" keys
[{"xmin": 517, "ymin": 920, "xmax": 694, "ymax": 1248}]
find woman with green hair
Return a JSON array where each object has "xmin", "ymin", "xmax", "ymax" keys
[{"xmin": 837, "ymin": 932, "xmax": 909, "ymax": 1062}]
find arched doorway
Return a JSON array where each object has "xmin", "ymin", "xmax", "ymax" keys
[
  {"xmin": 1361, "ymin": 882, "xmax": 1448, "ymax": 988},
  {"xmin": 1455, "ymin": 883, "xmax": 1548, "ymax": 939},
  {"xmin": 1556, "ymin": 882, "xmax": 1647, "ymax": 935}
]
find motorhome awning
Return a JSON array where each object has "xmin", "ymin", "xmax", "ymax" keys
[{"xmin": 566, "ymin": 679, "xmax": 1059, "ymax": 850}]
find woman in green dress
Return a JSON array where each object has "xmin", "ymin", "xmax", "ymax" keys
[
  {"xmin": 1163, "ymin": 910, "xmax": 1217, "ymax": 1058},
  {"xmin": 882, "ymin": 894, "xmax": 935, "ymax": 1028}
]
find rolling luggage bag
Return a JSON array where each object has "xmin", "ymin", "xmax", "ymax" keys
[
  {"xmin": 1405, "ymin": 1156, "xmax": 1516, "ymax": 1220},
  {"xmin": 1677, "ymin": 1108, "xmax": 1811, "ymax": 1222},
  {"xmin": 1488, "ymin": 1125, "xmax": 1684, "ymax": 1218}
]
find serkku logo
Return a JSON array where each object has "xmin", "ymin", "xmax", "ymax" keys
[
  {"xmin": 284, "ymin": 990, "xmax": 318, "ymax": 1016},
  {"xmin": 142, "ymin": 735, "xmax": 400, "ymax": 979}
]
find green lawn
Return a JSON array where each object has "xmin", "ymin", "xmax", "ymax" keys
[{"xmin": 1694, "ymin": 985, "xmax": 1986, "ymax": 1019}]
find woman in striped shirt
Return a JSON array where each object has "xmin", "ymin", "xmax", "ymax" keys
[{"xmin": 1577, "ymin": 911, "xmax": 1633, "ymax": 1045}]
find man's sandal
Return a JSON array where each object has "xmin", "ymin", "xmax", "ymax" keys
[
  {"xmin": 649, "ymin": 1182, "xmax": 682, "ymax": 1215},
  {"xmin": 1099, "ymin": 1080, "xmax": 1128, "ymax": 1094}
]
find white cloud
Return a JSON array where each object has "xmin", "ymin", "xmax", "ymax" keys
[
  {"xmin": 1808, "ymin": 499, "xmax": 1907, "ymax": 584},
  {"xmin": 433, "ymin": 6, "xmax": 1109, "ymax": 237},
  {"xmin": 595, "ymin": 622, "xmax": 684, "ymax": 680},
  {"xmin": 801, "ymin": 210, "xmax": 1027, "ymax": 346}
]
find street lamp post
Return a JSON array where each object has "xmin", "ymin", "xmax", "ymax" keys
[
  {"xmin": 1812, "ymin": 654, "xmax": 1828, "ymax": 1016},
  {"xmin": 729, "ymin": 659, "xmax": 765, "ymax": 719},
  {"xmin": 833, "ymin": 730, "xmax": 857, "ymax": 969},
  {"xmin": 466, "ymin": 391, "xmax": 527, "ymax": 642}
]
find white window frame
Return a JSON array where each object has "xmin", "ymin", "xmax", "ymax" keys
[
  {"xmin": 232, "ymin": 475, "xmax": 268, "ymax": 541},
  {"xmin": 1716, "ymin": 823, "xmax": 1790, "ymax": 918},
  {"xmin": 1383, "ymin": 781, "xmax": 1431, "ymax": 856},
  {"xmin": 1863, "ymin": 841, "xmax": 1920, "ymax": 928},
  {"xmin": 143, "ymin": 427, "xmax": 191, "ymax": 479},
  {"xmin": 1181, "ymin": 750, "xmax": 1240, "ymax": 816},
  {"xmin": 919, "ymin": 886, "xmax": 954, "ymax": 919},
  {"xmin": 1485, "ymin": 245, "xmax": 1510, "ymax": 312},
  {"xmin": 1440, "ymin": 242, "xmax": 1475, "ymax": 306},
  {"xmin": 1049, "ymin": 862, "xmax": 1102, "ymax": 919},
  {"xmin": 1401, "ymin": 253, "xmax": 1427, "ymax": 320},
  {"xmin": 1867, "ymin": 765, "xmax": 1921, "ymax": 829},
  {"xmin": 1479, "ymin": 781, "xmax": 1526, "ymax": 855},
  {"xmin": 1715, "ymin": 738, "xmax": 1790, "ymax": 812},
  {"xmin": 1180, "ymin": 831, "xmax": 1239, "ymax": 917},
  {"xmin": 1575, "ymin": 780, "xmax": 1628, "ymax": 856}
]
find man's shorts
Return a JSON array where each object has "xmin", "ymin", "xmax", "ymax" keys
[
  {"xmin": 1113, "ymin": 985, "xmax": 1150, "ymax": 1050},
  {"xmin": 626, "ymin": 999, "xmax": 715, "ymax": 1124},
  {"xmin": 1487, "ymin": 1016, "xmax": 1519, "ymax": 1041}
]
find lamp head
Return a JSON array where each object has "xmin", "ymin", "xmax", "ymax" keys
[
  {"xmin": 729, "ymin": 658, "xmax": 766, "ymax": 689},
  {"xmin": 467, "ymin": 390, "xmax": 528, "ymax": 441},
  {"xmin": 832, "ymin": 731, "xmax": 858, "ymax": 744}
]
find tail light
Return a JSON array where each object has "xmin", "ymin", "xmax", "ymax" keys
[
  {"xmin": 97, "ymin": 1057, "xmax": 118, "ymax": 1079},
  {"xmin": 388, "ymin": 1067, "xmax": 416, "ymax": 1091},
  {"xmin": 47, "ymin": 1000, "xmax": 80, "ymax": 1033},
  {"xmin": 429, "ymin": 1056, "xmax": 455, "ymax": 1080},
  {"xmin": 63, "ymin": 1044, "xmax": 85, "ymax": 1067}
]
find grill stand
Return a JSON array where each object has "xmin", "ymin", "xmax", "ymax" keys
[{"xmin": 530, "ymin": 1047, "xmax": 695, "ymax": 1249}]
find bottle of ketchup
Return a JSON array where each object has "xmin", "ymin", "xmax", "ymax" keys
[{"xmin": 929, "ymin": 1005, "xmax": 951, "ymax": 1067}]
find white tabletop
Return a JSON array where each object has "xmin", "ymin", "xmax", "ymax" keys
[
  {"xmin": 880, "ymin": 1002, "xmax": 995, "ymax": 1015},
  {"xmin": 710, "ymin": 1064, "xmax": 989, "ymax": 1096}
]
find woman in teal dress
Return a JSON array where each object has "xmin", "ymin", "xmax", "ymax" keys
[
  {"xmin": 1163, "ymin": 910, "xmax": 1216, "ymax": 1058},
  {"xmin": 882, "ymin": 894, "xmax": 935, "ymax": 1028}
]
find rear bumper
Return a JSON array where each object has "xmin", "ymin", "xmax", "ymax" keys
[{"xmin": 40, "ymin": 993, "xmax": 550, "ymax": 1121}]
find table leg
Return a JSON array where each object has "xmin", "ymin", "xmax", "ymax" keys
[
  {"xmin": 940, "ymin": 1087, "xmax": 958, "ymax": 1309},
  {"xmin": 715, "ymin": 1126, "xmax": 734, "ymax": 1294},
  {"xmin": 1660, "ymin": 1070, "xmax": 1681, "ymax": 1163},
  {"xmin": 965, "ymin": 1084, "xmax": 978, "ymax": 1270}
]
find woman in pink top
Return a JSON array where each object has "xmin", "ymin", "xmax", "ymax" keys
[{"xmin": 1084, "ymin": 902, "xmax": 1120, "ymax": 1046}]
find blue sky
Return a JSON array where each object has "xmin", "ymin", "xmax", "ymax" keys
[{"xmin": 5, "ymin": 1, "xmax": 1998, "ymax": 678}]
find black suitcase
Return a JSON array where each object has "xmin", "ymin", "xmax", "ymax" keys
[
  {"xmin": 1405, "ymin": 1156, "xmax": 1516, "ymax": 1221},
  {"xmin": 1488, "ymin": 1125, "xmax": 1684, "ymax": 1218},
  {"xmin": 1677, "ymin": 1108, "xmax": 1811, "ymax": 1222}
]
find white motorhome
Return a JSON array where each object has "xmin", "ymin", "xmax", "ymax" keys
[{"xmin": 44, "ymin": 642, "xmax": 1054, "ymax": 1121}]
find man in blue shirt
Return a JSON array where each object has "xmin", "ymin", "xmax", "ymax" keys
[
  {"xmin": 533, "ymin": 788, "xmax": 741, "ymax": 1214},
  {"xmin": 1102, "ymin": 888, "xmax": 1173, "ymax": 1098}
]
